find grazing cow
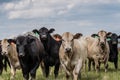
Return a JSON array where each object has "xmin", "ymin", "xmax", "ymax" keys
[
  {"xmin": 87, "ymin": 30, "xmax": 110, "ymax": 72},
  {"xmin": 1, "ymin": 39, "xmax": 21, "ymax": 79},
  {"xmin": 59, "ymin": 32, "xmax": 87, "ymax": 80},
  {"xmin": 16, "ymin": 35, "xmax": 45, "ymax": 80},
  {"xmin": 107, "ymin": 32, "xmax": 120, "ymax": 69},
  {"xmin": 34, "ymin": 27, "xmax": 61, "ymax": 78}
]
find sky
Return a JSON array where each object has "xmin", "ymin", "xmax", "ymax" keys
[{"xmin": 0, "ymin": 0, "xmax": 120, "ymax": 39}]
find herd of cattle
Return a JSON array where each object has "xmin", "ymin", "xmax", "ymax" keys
[{"xmin": 0, "ymin": 27, "xmax": 120, "ymax": 80}]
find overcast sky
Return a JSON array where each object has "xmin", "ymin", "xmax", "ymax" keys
[{"xmin": 0, "ymin": 0, "xmax": 120, "ymax": 39}]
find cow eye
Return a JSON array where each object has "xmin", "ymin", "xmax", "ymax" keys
[
  {"xmin": 71, "ymin": 39, "xmax": 74, "ymax": 42},
  {"xmin": 16, "ymin": 44, "xmax": 19, "ymax": 47},
  {"xmin": 7, "ymin": 44, "xmax": 10, "ymax": 47},
  {"xmin": 62, "ymin": 39, "xmax": 65, "ymax": 42}
]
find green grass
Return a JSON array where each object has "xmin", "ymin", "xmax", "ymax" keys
[{"xmin": 0, "ymin": 53, "xmax": 120, "ymax": 80}]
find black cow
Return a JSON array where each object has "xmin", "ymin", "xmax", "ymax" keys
[
  {"xmin": 16, "ymin": 35, "xmax": 45, "ymax": 80},
  {"xmin": 34, "ymin": 27, "xmax": 61, "ymax": 78},
  {"xmin": 107, "ymin": 33, "xmax": 120, "ymax": 69}
]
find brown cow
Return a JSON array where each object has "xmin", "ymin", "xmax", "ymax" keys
[
  {"xmin": 1, "ymin": 39, "xmax": 21, "ymax": 80},
  {"xmin": 59, "ymin": 32, "xmax": 87, "ymax": 80},
  {"xmin": 86, "ymin": 30, "xmax": 110, "ymax": 72}
]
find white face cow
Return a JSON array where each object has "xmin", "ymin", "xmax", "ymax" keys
[
  {"xmin": 1, "ymin": 39, "xmax": 14, "ymax": 56},
  {"xmin": 61, "ymin": 32, "xmax": 82, "ymax": 54}
]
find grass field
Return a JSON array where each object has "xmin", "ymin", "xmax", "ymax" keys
[{"xmin": 0, "ymin": 53, "xmax": 120, "ymax": 80}]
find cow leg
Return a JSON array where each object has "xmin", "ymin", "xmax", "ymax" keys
[
  {"xmin": 10, "ymin": 65, "xmax": 16, "ymax": 80},
  {"xmin": 66, "ymin": 72, "xmax": 70, "ymax": 80},
  {"xmin": 54, "ymin": 61, "xmax": 60, "ymax": 78},
  {"xmin": 94, "ymin": 59, "xmax": 99, "ymax": 72},
  {"xmin": 92, "ymin": 61, "xmax": 95, "ymax": 71},
  {"xmin": 0, "ymin": 60, "xmax": 3, "ymax": 75},
  {"xmin": 30, "ymin": 61, "xmax": 40, "ymax": 80},
  {"xmin": 41, "ymin": 61, "xmax": 46, "ymax": 77},
  {"xmin": 22, "ymin": 67, "xmax": 29, "ymax": 80},
  {"xmin": 73, "ymin": 59, "xmax": 83, "ymax": 80},
  {"xmin": 44, "ymin": 64, "xmax": 50, "ymax": 78},
  {"xmin": 104, "ymin": 62, "xmax": 108, "ymax": 72},
  {"xmin": 104, "ymin": 55, "xmax": 109, "ymax": 72},
  {"xmin": 114, "ymin": 58, "xmax": 118, "ymax": 70},
  {"xmin": 88, "ymin": 59, "xmax": 91, "ymax": 71}
]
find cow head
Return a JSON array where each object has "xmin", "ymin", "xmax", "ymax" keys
[
  {"xmin": 16, "ymin": 36, "xmax": 35, "ymax": 57},
  {"xmin": 97, "ymin": 30, "xmax": 108, "ymax": 49},
  {"xmin": 1, "ymin": 39, "xmax": 15, "ymax": 55},
  {"xmin": 38, "ymin": 27, "xmax": 55, "ymax": 40},
  {"xmin": 107, "ymin": 32, "xmax": 120, "ymax": 45},
  {"xmin": 61, "ymin": 32, "xmax": 81, "ymax": 54}
]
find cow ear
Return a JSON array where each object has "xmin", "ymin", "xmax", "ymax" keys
[
  {"xmin": 7, "ymin": 39, "xmax": 16, "ymax": 44},
  {"xmin": 74, "ymin": 33, "xmax": 83, "ymax": 39},
  {"xmin": 118, "ymin": 35, "xmax": 120, "ymax": 39},
  {"xmin": 53, "ymin": 34, "xmax": 62, "ymax": 39},
  {"xmin": 107, "ymin": 32, "xmax": 112, "ymax": 36},
  {"xmin": 32, "ymin": 29, "xmax": 39, "ymax": 34},
  {"xmin": 91, "ymin": 34, "xmax": 98, "ymax": 38},
  {"xmin": 48, "ymin": 28, "xmax": 55, "ymax": 33}
]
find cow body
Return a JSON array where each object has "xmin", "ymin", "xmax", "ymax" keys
[
  {"xmin": 16, "ymin": 35, "xmax": 45, "ymax": 80},
  {"xmin": 87, "ymin": 30, "xmax": 110, "ymax": 72},
  {"xmin": 1, "ymin": 39, "xmax": 20, "ymax": 79},
  {"xmin": 59, "ymin": 32, "xmax": 87, "ymax": 80},
  {"xmin": 107, "ymin": 33, "xmax": 120, "ymax": 69}
]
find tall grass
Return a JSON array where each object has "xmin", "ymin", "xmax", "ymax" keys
[{"xmin": 0, "ymin": 53, "xmax": 120, "ymax": 80}]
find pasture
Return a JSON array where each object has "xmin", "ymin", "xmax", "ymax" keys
[{"xmin": 0, "ymin": 52, "xmax": 120, "ymax": 80}]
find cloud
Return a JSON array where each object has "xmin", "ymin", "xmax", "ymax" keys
[
  {"xmin": 8, "ymin": 8, "xmax": 53, "ymax": 19},
  {"xmin": 2, "ymin": 0, "xmax": 120, "ymax": 19}
]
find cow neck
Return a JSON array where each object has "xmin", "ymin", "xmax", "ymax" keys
[
  {"xmin": 66, "ymin": 51, "xmax": 73, "ymax": 61},
  {"xmin": 97, "ymin": 41, "xmax": 106, "ymax": 55},
  {"xmin": 41, "ymin": 35, "xmax": 52, "ymax": 52},
  {"xmin": 111, "ymin": 44, "xmax": 118, "ymax": 52},
  {"xmin": 8, "ymin": 44, "xmax": 19, "ymax": 62}
]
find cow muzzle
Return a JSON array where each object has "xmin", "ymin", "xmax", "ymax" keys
[
  {"xmin": 100, "ymin": 42, "xmax": 105, "ymax": 49},
  {"xmin": 1, "ymin": 51, "xmax": 7, "ymax": 55},
  {"xmin": 19, "ymin": 53, "xmax": 25, "ymax": 57},
  {"xmin": 41, "ymin": 35, "xmax": 47, "ymax": 39},
  {"xmin": 65, "ymin": 48, "xmax": 72, "ymax": 53}
]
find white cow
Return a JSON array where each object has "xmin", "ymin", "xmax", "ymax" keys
[{"xmin": 59, "ymin": 32, "xmax": 87, "ymax": 80}]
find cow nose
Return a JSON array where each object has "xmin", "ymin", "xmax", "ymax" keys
[
  {"xmin": 42, "ymin": 35, "xmax": 47, "ymax": 38},
  {"xmin": 100, "ymin": 42, "xmax": 105, "ymax": 45},
  {"xmin": 19, "ymin": 53, "xmax": 24, "ymax": 57},
  {"xmin": 65, "ymin": 48, "xmax": 71, "ymax": 53},
  {"xmin": 2, "ymin": 52, "xmax": 6, "ymax": 55}
]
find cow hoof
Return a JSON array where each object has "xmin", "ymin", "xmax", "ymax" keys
[
  {"xmin": 105, "ymin": 69, "xmax": 107, "ymax": 72},
  {"xmin": 29, "ymin": 77, "xmax": 35, "ymax": 80}
]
